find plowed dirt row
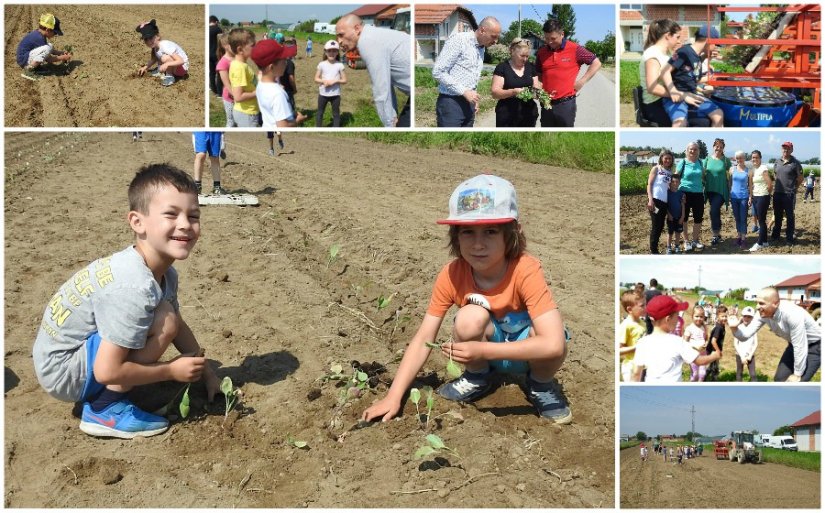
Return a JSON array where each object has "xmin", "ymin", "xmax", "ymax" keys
[
  {"xmin": 620, "ymin": 447, "xmax": 820, "ymax": 508},
  {"xmin": 4, "ymin": 132, "xmax": 614, "ymax": 508},
  {"xmin": 620, "ymin": 192, "xmax": 820, "ymax": 254},
  {"xmin": 4, "ymin": 4, "xmax": 204, "ymax": 127}
]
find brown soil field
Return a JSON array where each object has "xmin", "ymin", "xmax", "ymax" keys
[
  {"xmin": 4, "ymin": 132, "xmax": 614, "ymax": 508},
  {"xmin": 620, "ymin": 192, "xmax": 821, "ymax": 254},
  {"xmin": 620, "ymin": 447, "xmax": 820, "ymax": 508},
  {"xmin": 5, "ymin": 4, "xmax": 204, "ymax": 127}
]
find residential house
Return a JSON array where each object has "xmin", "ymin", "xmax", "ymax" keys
[
  {"xmin": 773, "ymin": 273, "xmax": 821, "ymax": 305},
  {"xmin": 348, "ymin": 5, "xmax": 396, "ymax": 27},
  {"xmin": 790, "ymin": 410, "xmax": 821, "ymax": 452},
  {"xmin": 414, "ymin": 4, "xmax": 477, "ymax": 63},
  {"xmin": 619, "ymin": 4, "xmax": 722, "ymax": 54}
]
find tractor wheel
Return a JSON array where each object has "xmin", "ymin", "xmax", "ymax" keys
[
  {"xmin": 738, "ymin": 452, "xmax": 745, "ymax": 464},
  {"xmin": 729, "ymin": 451, "xmax": 736, "ymax": 462}
]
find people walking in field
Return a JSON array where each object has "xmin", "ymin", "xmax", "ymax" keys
[
  {"xmin": 431, "ymin": 17, "xmax": 501, "ymax": 127},
  {"xmin": 136, "ymin": 19, "xmax": 189, "ymax": 87},
  {"xmin": 335, "ymin": 14, "xmax": 412, "ymax": 127},
  {"xmin": 250, "ymin": 39, "xmax": 306, "ymax": 128},
  {"xmin": 729, "ymin": 150, "xmax": 751, "ymax": 249},
  {"xmin": 31, "ymin": 164, "xmax": 220, "ymax": 439},
  {"xmin": 16, "ymin": 13, "xmax": 72, "ymax": 81},
  {"xmin": 734, "ymin": 306, "xmax": 759, "ymax": 381},
  {"xmin": 363, "ymin": 174, "xmax": 573, "ymax": 424},
  {"xmin": 266, "ymin": 132, "xmax": 284, "ymax": 156},
  {"xmin": 646, "ymin": 149, "xmax": 675, "ymax": 254},
  {"xmin": 535, "ymin": 18, "xmax": 602, "ymax": 127},
  {"xmin": 227, "ymin": 28, "xmax": 260, "ymax": 127},
  {"xmin": 640, "ymin": 443, "xmax": 649, "ymax": 462},
  {"xmin": 315, "ymin": 40, "xmax": 347, "ymax": 127},
  {"xmin": 305, "ymin": 36, "xmax": 313, "ymax": 58},
  {"xmin": 491, "ymin": 38, "xmax": 540, "ymax": 127},
  {"xmin": 677, "ymin": 142, "xmax": 706, "ymax": 251},
  {"xmin": 748, "ymin": 149, "xmax": 774, "ymax": 252},
  {"xmin": 631, "ymin": 295, "xmax": 720, "ymax": 382},
  {"xmin": 215, "ymin": 34, "xmax": 236, "ymax": 127},
  {"xmin": 684, "ymin": 305, "xmax": 708, "ymax": 382},
  {"xmin": 772, "ymin": 141, "xmax": 803, "ymax": 245},
  {"xmin": 803, "ymin": 170, "xmax": 816, "ymax": 202},
  {"xmin": 729, "ymin": 286, "xmax": 821, "ymax": 381}
]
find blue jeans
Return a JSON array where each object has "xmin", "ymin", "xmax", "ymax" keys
[
  {"xmin": 707, "ymin": 192, "xmax": 725, "ymax": 233},
  {"xmin": 730, "ymin": 197, "xmax": 749, "ymax": 234},
  {"xmin": 772, "ymin": 193, "xmax": 796, "ymax": 242},
  {"xmin": 436, "ymin": 94, "xmax": 475, "ymax": 127}
]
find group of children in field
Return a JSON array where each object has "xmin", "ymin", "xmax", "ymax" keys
[
  {"xmin": 214, "ymin": 28, "xmax": 348, "ymax": 128},
  {"xmin": 620, "ymin": 282, "xmax": 760, "ymax": 382},
  {"xmin": 16, "ymin": 13, "xmax": 189, "ymax": 87},
  {"xmin": 33, "ymin": 168, "xmax": 573, "ymax": 439},
  {"xmin": 645, "ymin": 443, "xmax": 702, "ymax": 464}
]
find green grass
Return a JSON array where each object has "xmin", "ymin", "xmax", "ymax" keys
[
  {"xmin": 415, "ymin": 66, "xmax": 437, "ymax": 88},
  {"xmin": 338, "ymin": 132, "xmax": 614, "ymax": 172},
  {"xmin": 414, "ymin": 67, "xmax": 497, "ymax": 121},
  {"xmin": 619, "ymin": 166, "xmax": 650, "ymax": 195},
  {"xmin": 619, "ymin": 60, "xmax": 638, "ymax": 104},
  {"xmin": 760, "ymin": 447, "xmax": 820, "ymax": 472},
  {"xmin": 620, "ymin": 440, "xmax": 641, "ymax": 450}
]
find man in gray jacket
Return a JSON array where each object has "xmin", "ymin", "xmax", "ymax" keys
[
  {"xmin": 728, "ymin": 287, "xmax": 821, "ymax": 381},
  {"xmin": 336, "ymin": 14, "xmax": 410, "ymax": 127}
]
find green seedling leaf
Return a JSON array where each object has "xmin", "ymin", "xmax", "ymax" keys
[
  {"xmin": 409, "ymin": 388, "xmax": 421, "ymax": 406},
  {"xmin": 424, "ymin": 341, "xmax": 441, "ymax": 349},
  {"xmin": 326, "ymin": 243, "xmax": 340, "ymax": 268},
  {"xmin": 426, "ymin": 434, "xmax": 446, "ymax": 450},
  {"xmin": 424, "ymin": 386, "xmax": 434, "ymax": 411},
  {"xmin": 179, "ymin": 384, "xmax": 191, "ymax": 418},
  {"xmin": 377, "ymin": 295, "xmax": 391, "ymax": 310},
  {"xmin": 446, "ymin": 359, "xmax": 462, "ymax": 379},
  {"xmin": 414, "ymin": 446, "xmax": 437, "ymax": 459},
  {"xmin": 356, "ymin": 371, "xmax": 368, "ymax": 383},
  {"xmin": 220, "ymin": 376, "xmax": 234, "ymax": 397},
  {"xmin": 287, "ymin": 436, "xmax": 308, "ymax": 448},
  {"xmin": 330, "ymin": 363, "xmax": 343, "ymax": 375}
]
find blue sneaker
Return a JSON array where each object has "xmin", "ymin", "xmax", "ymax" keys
[
  {"xmin": 79, "ymin": 399, "xmax": 168, "ymax": 439},
  {"xmin": 437, "ymin": 371, "xmax": 492, "ymax": 402},
  {"xmin": 161, "ymin": 74, "xmax": 175, "ymax": 87},
  {"xmin": 523, "ymin": 376, "xmax": 573, "ymax": 424}
]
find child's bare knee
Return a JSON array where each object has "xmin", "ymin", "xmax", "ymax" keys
[{"xmin": 453, "ymin": 304, "xmax": 491, "ymax": 340}]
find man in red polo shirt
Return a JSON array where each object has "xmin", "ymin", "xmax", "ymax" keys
[{"xmin": 535, "ymin": 18, "xmax": 601, "ymax": 127}]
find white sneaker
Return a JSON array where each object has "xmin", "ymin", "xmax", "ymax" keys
[
  {"xmin": 684, "ymin": 241, "xmax": 694, "ymax": 252},
  {"xmin": 748, "ymin": 242, "xmax": 762, "ymax": 252},
  {"xmin": 693, "ymin": 240, "xmax": 704, "ymax": 251}
]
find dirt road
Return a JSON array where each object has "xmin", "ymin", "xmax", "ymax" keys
[
  {"xmin": 4, "ymin": 132, "xmax": 614, "ymax": 508},
  {"xmin": 620, "ymin": 447, "xmax": 820, "ymax": 508},
  {"xmin": 5, "ymin": 4, "xmax": 204, "ymax": 127},
  {"xmin": 620, "ymin": 192, "xmax": 820, "ymax": 254}
]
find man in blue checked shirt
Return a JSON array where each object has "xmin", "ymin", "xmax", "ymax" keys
[{"xmin": 432, "ymin": 17, "xmax": 501, "ymax": 128}]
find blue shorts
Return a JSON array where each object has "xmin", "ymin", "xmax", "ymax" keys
[
  {"xmin": 80, "ymin": 332, "xmax": 105, "ymax": 401},
  {"xmin": 662, "ymin": 96, "xmax": 720, "ymax": 122},
  {"xmin": 193, "ymin": 132, "xmax": 223, "ymax": 157},
  {"xmin": 487, "ymin": 311, "xmax": 571, "ymax": 374}
]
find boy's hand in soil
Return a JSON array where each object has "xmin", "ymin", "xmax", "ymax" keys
[
  {"xmin": 138, "ymin": 65, "xmax": 149, "ymax": 76},
  {"xmin": 362, "ymin": 395, "xmax": 401, "ymax": 422},
  {"xmin": 169, "ymin": 355, "xmax": 206, "ymax": 382},
  {"xmin": 441, "ymin": 341, "xmax": 485, "ymax": 364},
  {"xmin": 203, "ymin": 365, "xmax": 220, "ymax": 402}
]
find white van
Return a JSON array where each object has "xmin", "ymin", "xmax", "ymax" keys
[{"xmin": 767, "ymin": 435, "xmax": 798, "ymax": 451}]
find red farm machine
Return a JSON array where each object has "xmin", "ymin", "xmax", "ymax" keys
[{"xmin": 715, "ymin": 431, "xmax": 763, "ymax": 464}]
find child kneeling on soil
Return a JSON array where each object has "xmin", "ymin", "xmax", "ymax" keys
[
  {"xmin": 32, "ymin": 165, "xmax": 220, "ymax": 439},
  {"xmin": 250, "ymin": 39, "xmax": 307, "ymax": 128},
  {"xmin": 16, "ymin": 13, "xmax": 72, "ymax": 81},
  {"xmin": 136, "ymin": 19, "xmax": 189, "ymax": 87},
  {"xmin": 363, "ymin": 175, "xmax": 573, "ymax": 424},
  {"xmin": 631, "ymin": 295, "xmax": 720, "ymax": 382}
]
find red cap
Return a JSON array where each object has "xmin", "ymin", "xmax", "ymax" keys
[
  {"xmin": 646, "ymin": 295, "xmax": 689, "ymax": 320},
  {"xmin": 250, "ymin": 39, "xmax": 297, "ymax": 69},
  {"xmin": 781, "ymin": 141, "xmax": 793, "ymax": 150}
]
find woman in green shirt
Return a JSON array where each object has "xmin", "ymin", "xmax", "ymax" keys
[
  {"xmin": 703, "ymin": 138, "xmax": 731, "ymax": 246},
  {"xmin": 677, "ymin": 141, "xmax": 706, "ymax": 251}
]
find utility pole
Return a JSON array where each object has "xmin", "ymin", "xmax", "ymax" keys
[
  {"xmin": 698, "ymin": 265, "xmax": 702, "ymax": 290},
  {"xmin": 518, "ymin": 4, "xmax": 522, "ymax": 38},
  {"xmin": 691, "ymin": 404, "xmax": 696, "ymax": 439}
]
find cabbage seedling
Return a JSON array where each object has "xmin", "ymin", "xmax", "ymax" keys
[
  {"xmin": 425, "ymin": 341, "xmax": 462, "ymax": 379},
  {"xmin": 221, "ymin": 376, "xmax": 239, "ymax": 417},
  {"xmin": 377, "ymin": 294, "xmax": 391, "ymax": 310},
  {"xmin": 287, "ymin": 435, "xmax": 308, "ymax": 449},
  {"xmin": 414, "ymin": 434, "xmax": 458, "ymax": 459},
  {"xmin": 408, "ymin": 386, "xmax": 435, "ymax": 429},
  {"xmin": 326, "ymin": 243, "xmax": 340, "ymax": 268},
  {"xmin": 179, "ymin": 384, "xmax": 191, "ymax": 418}
]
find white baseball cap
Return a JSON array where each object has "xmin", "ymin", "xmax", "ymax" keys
[
  {"xmin": 324, "ymin": 40, "xmax": 339, "ymax": 51},
  {"xmin": 437, "ymin": 174, "xmax": 518, "ymax": 225},
  {"xmin": 741, "ymin": 306, "xmax": 756, "ymax": 317}
]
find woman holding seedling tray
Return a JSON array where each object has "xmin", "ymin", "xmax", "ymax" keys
[{"xmin": 490, "ymin": 38, "xmax": 545, "ymax": 127}]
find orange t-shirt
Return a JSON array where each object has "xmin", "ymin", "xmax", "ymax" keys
[{"xmin": 426, "ymin": 253, "xmax": 557, "ymax": 321}]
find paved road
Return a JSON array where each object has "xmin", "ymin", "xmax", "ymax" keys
[{"xmin": 476, "ymin": 66, "xmax": 616, "ymax": 128}]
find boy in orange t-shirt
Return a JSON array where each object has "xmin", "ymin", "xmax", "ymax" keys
[{"xmin": 362, "ymin": 175, "xmax": 572, "ymax": 424}]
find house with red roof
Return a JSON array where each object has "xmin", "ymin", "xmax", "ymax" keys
[
  {"xmin": 790, "ymin": 410, "xmax": 820, "ymax": 452},
  {"xmin": 348, "ymin": 5, "xmax": 398, "ymax": 28},
  {"xmin": 774, "ymin": 273, "xmax": 821, "ymax": 314},
  {"xmin": 619, "ymin": 4, "xmax": 722, "ymax": 54},
  {"xmin": 414, "ymin": 4, "xmax": 477, "ymax": 62}
]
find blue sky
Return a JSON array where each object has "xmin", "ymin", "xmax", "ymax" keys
[
  {"xmin": 619, "ymin": 256, "xmax": 820, "ymax": 292},
  {"xmin": 621, "ymin": 386, "xmax": 820, "ymax": 436},
  {"xmin": 465, "ymin": 4, "xmax": 615, "ymax": 43},
  {"xmin": 621, "ymin": 131, "xmax": 821, "ymax": 161},
  {"xmin": 210, "ymin": 4, "xmax": 360, "ymax": 24}
]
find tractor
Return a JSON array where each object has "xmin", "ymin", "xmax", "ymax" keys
[{"xmin": 727, "ymin": 431, "xmax": 763, "ymax": 464}]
